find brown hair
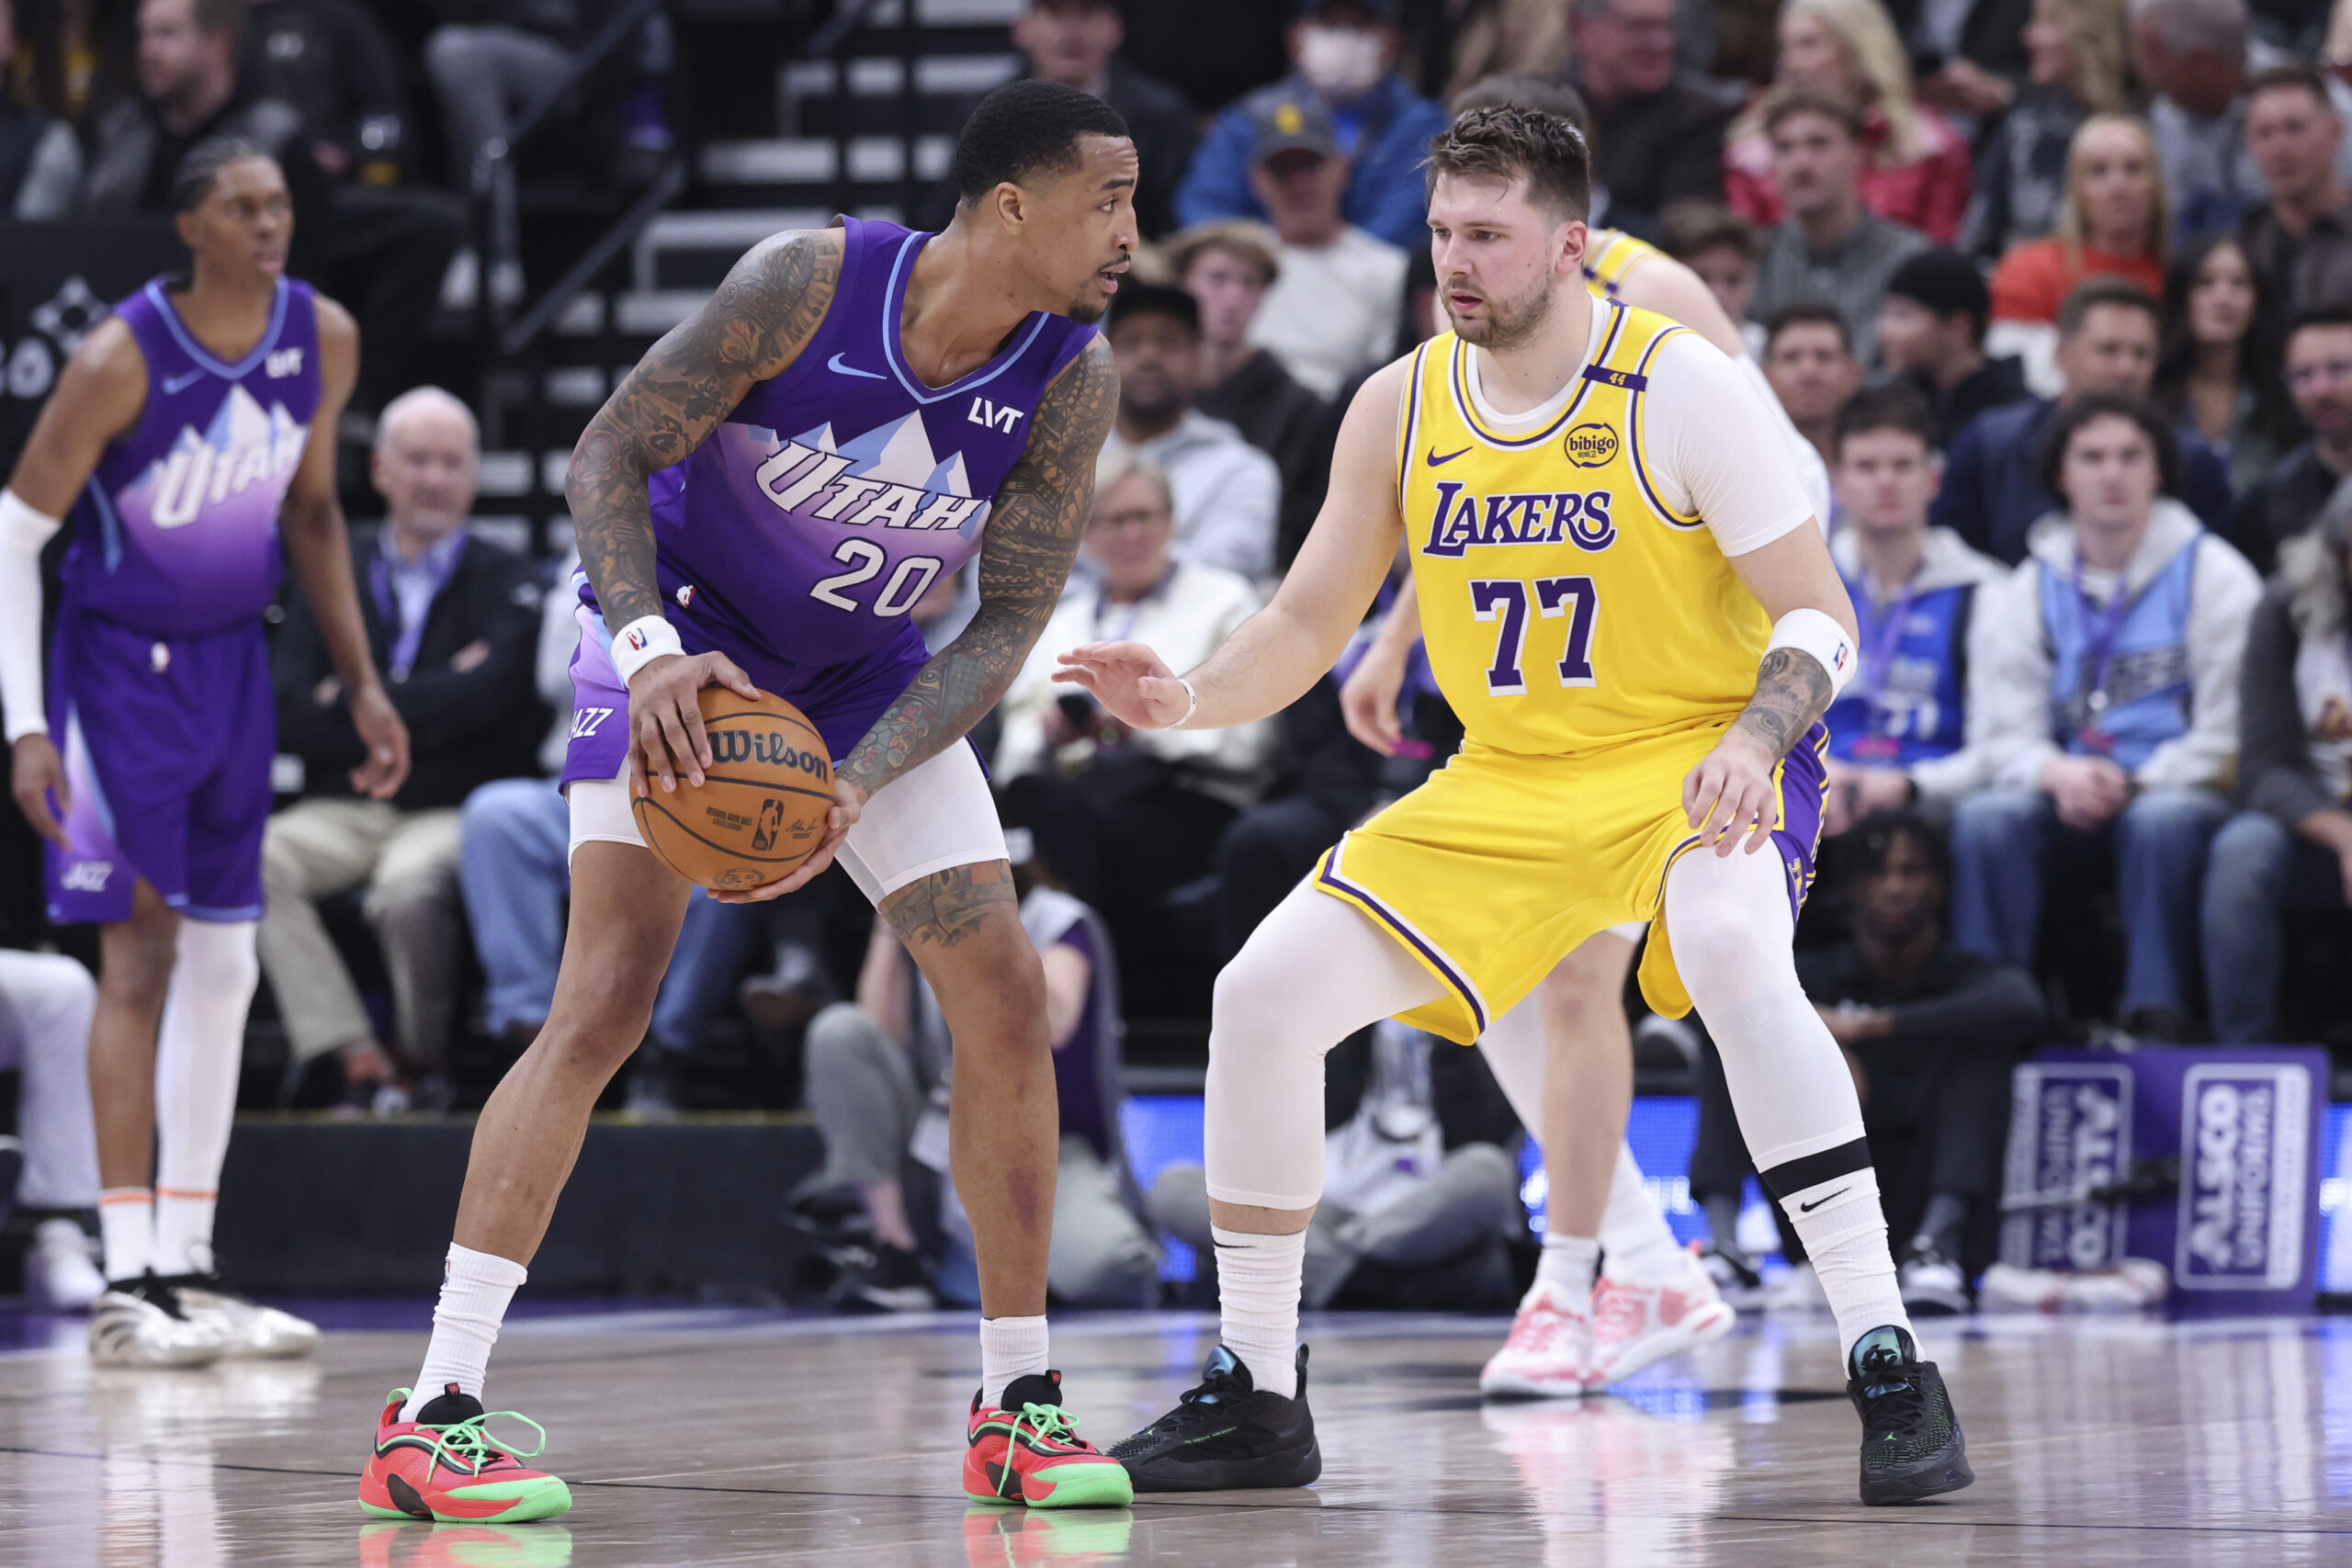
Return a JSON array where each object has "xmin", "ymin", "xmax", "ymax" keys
[
  {"xmin": 1424, "ymin": 104, "xmax": 1592, "ymax": 223},
  {"xmin": 1660, "ymin": 199, "xmax": 1761, "ymax": 263},
  {"xmin": 2246, "ymin": 62, "xmax": 2335, "ymax": 111},
  {"xmin": 1761, "ymin": 81, "xmax": 1869, "ymax": 141}
]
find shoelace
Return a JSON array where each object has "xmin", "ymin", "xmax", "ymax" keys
[
  {"xmin": 994, "ymin": 1403, "xmax": 1091, "ymax": 1496},
  {"xmin": 1509, "ymin": 1297, "xmax": 1580, "ymax": 1354},
  {"xmin": 1855, "ymin": 1357, "xmax": 1928, "ymax": 1429},
  {"xmin": 1593, "ymin": 1285, "xmax": 1647, "ymax": 1342},
  {"xmin": 1150, "ymin": 1374, "xmax": 1247, "ymax": 1430},
  {"xmin": 417, "ymin": 1408, "xmax": 550, "ymax": 1484}
]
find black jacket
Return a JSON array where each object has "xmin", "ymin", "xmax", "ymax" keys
[
  {"xmin": 1797, "ymin": 942, "xmax": 2046, "ymax": 1063},
  {"xmin": 2233, "ymin": 441, "xmax": 2346, "ymax": 579},
  {"xmin": 274, "ymin": 531, "xmax": 548, "ymax": 810},
  {"xmin": 1569, "ymin": 69, "xmax": 1739, "ymax": 220},
  {"xmin": 1101, "ymin": 60, "xmax": 1197, "ymax": 241},
  {"xmin": 1196, "ymin": 348, "xmax": 1327, "ymax": 558},
  {"xmin": 1921, "ymin": 355, "xmax": 2031, "ymax": 452},
  {"xmin": 243, "ymin": 0, "xmax": 411, "ymax": 179}
]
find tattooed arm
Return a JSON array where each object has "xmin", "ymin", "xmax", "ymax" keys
[
  {"xmin": 564, "ymin": 228, "xmax": 842, "ymax": 794},
  {"xmin": 1684, "ymin": 524, "xmax": 1858, "ymax": 854}
]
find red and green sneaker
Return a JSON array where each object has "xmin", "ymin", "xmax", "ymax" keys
[
  {"xmin": 963, "ymin": 1371, "xmax": 1133, "ymax": 1508},
  {"xmin": 358, "ymin": 1386, "xmax": 573, "ymax": 1524}
]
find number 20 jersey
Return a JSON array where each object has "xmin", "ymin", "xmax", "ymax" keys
[
  {"xmin": 571, "ymin": 216, "xmax": 1096, "ymax": 756},
  {"xmin": 1399, "ymin": 299, "xmax": 1771, "ymax": 758}
]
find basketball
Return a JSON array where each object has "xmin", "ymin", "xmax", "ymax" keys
[{"xmin": 630, "ymin": 687, "xmax": 835, "ymax": 891}]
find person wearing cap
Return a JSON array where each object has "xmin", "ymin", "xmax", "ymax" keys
[
  {"xmin": 1172, "ymin": 0, "xmax": 1449, "ymax": 253},
  {"xmin": 1875, "ymin": 250, "xmax": 2033, "ymax": 448},
  {"xmin": 1232, "ymin": 94, "xmax": 1410, "ymax": 400},
  {"xmin": 1008, "ymin": 0, "xmax": 1196, "ymax": 239},
  {"xmin": 1098, "ymin": 281, "xmax": 1282, "ymax": 583}
]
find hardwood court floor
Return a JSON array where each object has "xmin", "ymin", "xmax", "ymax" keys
[{"xmin": 1, "ymin": 1304, "xmax": 2346, "ymax": 1567}]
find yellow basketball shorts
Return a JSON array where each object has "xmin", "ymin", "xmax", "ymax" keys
[{"xmin": 1312, "ymin": 721, "xmax": 1829, "ymax": 1043}]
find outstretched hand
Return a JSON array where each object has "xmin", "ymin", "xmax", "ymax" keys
[{"xmin": 1053, "ymin": 641, "xmax": 1193, "ymax": 731}]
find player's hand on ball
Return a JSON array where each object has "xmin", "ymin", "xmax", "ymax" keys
[
  {"xmin": 628, "ymin": 650, "xmax": 761, "ymax": 795},
  {"xmin": 1339, "ymin": 637, "xmax": 1408, "ymax": 757},
  {"xmin": 346, "ymin": 682, "xmax": 412, "ymax": 800},
  {"xmin": 1052, "ymin": 642, "xmax": 1192, "ymax": 730},
  {"xmin": 1683, "ymin": 732, "xmax": 1779, "ymax": 855},
  {"xmin": 9, "ymin": 733, "xmax": 70, "ymax": 846},
  {"xmin": 714, "ymin": 774, "xmax": 865, "ymax": 903}
]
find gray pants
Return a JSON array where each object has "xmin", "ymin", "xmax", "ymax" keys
[
  {"xmin": 424, "ymin": 23, "xmax": 574, "ymax": 261},
  {"xmin": 803, "ymin": 1001, "xmax": 1161, "ymax": 1308},
  {"xmin": 1149, "ymin": 1144, "xmax": 1521, "ymax": 1309}
]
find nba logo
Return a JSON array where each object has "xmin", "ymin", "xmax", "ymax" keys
[
  {"xmin": 625, "ymin": 627, "xmax": 650, "ymax": 653},
  {"xmin": 752, "ymin": 798, "xmax": 784, "ymax": 852}
]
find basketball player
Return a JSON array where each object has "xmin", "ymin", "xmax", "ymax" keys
[
  {"xmin": 1, "ymin": 141, "xmax": 407, "ymax": 1366},
  {"xmin": 357, "ymin": 82, "xmax": 1137, "ymax": 1524},
  {"xmin": 1060, "ymin": 107, "xmax": 1972, "ymax": 1506}
]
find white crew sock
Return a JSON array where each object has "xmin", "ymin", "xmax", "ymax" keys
[
  {"xmin": 1534, "ymin": 1232, "xmax": 1600, "ymax": 1309},
  {"xmin": 1781, "ymin": 1168, "xmax": 1910, "ymax": 1361},
  {"xmin": 1212, "ymin": 1225, "xmax": 1302, "ymax": 1400},
  {"xmin": 1598, "ymin": 1143, "xmax": 1688, "ymax": 1286},
  {"xmin": 153, "ymin": 919, "xmax": 259, "ymax": 1278},
  {"xmin": 978, "ymin": 1315, "xmax": 1050, "ymax": 1409},
  {"xmin": 98, "ymin": 1188, "xmax": 154, "ymax": 1283},
  {"xmin": 402, "ymin": 1244, "xmax": 528, "ymax": 1420}
]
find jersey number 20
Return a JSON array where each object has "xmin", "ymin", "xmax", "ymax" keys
[
  {"xmin": 1470, "ymin": 576, "xmax": 1598, "ymax": 696},
  {"xmin": 810, "ymin": 541, "xmax": 944, "ymax": 616}
]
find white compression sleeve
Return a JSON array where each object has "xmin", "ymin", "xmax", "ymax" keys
[
  {"xmin": 153, "ymin": 919, "xmax": 261, "ymax": 1276},
  {"xmin": 0, "ymin": 490, "xmax": 62, "ymax": 743}
]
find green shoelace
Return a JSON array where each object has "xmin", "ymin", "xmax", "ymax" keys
[
  {"xmin": 390, "ymin": 1387, "xmax": 549, "ymax": 1484},
  {"xmin": 996, "ymin": 1403, "xmax": 1088, "ymax": 1497}
]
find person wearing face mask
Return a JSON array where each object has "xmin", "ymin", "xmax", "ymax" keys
[{"xmin": 1171, "ymin": 0, "xmax": 1449, "ymax": 253}]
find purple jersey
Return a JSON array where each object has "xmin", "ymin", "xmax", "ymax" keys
[
  {"xmin": 580, "ymin": 216, "xmax": 1096, "ymax": 691},
  {"xmin": 60, "ymin": 276, "xmax": 322, "ymax": 637}
]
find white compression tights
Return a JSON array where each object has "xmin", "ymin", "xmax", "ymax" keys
[{"xmin": 153, "ymin": 919, "xmax": 260, "ymax": 1277}]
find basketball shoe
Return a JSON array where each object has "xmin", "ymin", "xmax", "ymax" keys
[
  {"xmin": 359, "ymin": 1387, "xmax": 574, "ymax": 1523},
  {"xmin": 88, "ymin": 1276, "xmax": 226, "ymax": 1367},
  {"xmin": 1846, "ymin": 1326, "xmax": 1973, "ymax": 1506},
  {"xmin": 167, "ymin": 1275, "xmax": 322, "ymax": 1358},
  {"xmin": 1590, "ymin": 1246, "xmax": 1736, "ymax": 1386},
  {"xmin": 1478, "ymin": 1281, "xmax": 1599, "ymax": 1398},
  {"xmin": 1112, "ymin": 1345, "xmax": 1320, "ymax": 1492},
  {"xmin": 963, "ymin": 1371, "xmax": 1134, "ymax": 1508}
]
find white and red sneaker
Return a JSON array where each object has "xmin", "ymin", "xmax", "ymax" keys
[
  {"xmin": 1478, "ymin": 1281, "xmax": 1599, "ymax": 1398},
  {"xmin": 1591, "ymin": 1245, "xmax": 1736, "ymax": 1386}
]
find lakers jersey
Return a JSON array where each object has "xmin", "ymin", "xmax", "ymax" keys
[
  {"xmin": 1395, "ymin": 300, "xmax": 1772, "ymax": 758},
  {"xmin": 1581, "ymin": 227, "xmax": 1660, "ymax": 300}
]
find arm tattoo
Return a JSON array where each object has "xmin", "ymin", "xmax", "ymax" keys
[
  {"xmin": 563, "ymin": 230, "xmax": 842, "ymax": 630},
  {"xmin": 881, "ymin": 860, "xmax": 1019, "ymax": 950},
  {"xmin": 1730, "ymin": 648, "xmax": 1834, "ymax": 759},
  {"xmin": 836, "ymin": 338, "xmax": 1119, "ymax": 798}
]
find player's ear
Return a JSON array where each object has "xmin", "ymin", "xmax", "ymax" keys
[
  {"xmin": 175, "ymin": 209, "xmax": 202, "ymax": 251},
  {"xmin": 989, "ymin": 181, "xmax": 1027, "ymax": 235}
]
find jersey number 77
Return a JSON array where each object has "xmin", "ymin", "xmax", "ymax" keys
[{"xmin": 1469, "ymin": 576, "xmax": 1599, "ymax": 696}]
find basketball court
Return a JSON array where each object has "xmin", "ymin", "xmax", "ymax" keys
[{"xmin": 3, "ymin": 1302, "xmax": 2344, "ymax": 1566}]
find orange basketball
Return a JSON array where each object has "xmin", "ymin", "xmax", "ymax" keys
[{"xmin": 631, "ymin": 687, "xmax": 835, "ymax": 891}]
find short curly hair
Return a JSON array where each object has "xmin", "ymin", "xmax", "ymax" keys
[
  {"xmin": 2037, "ymin": 390, "xmax": 2183, "ymax": 505},
  {"xmin": 1424, "ymin": 104, "xmax": 1592, "ymax": 223}
]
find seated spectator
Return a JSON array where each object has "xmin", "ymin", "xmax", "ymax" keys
[
  {"xmin": 1874, "ymin": 249, "xmax": 2033, "ymax": 447},
  {"xmin": 1553, "ymin": 0, "xmax": 1739, "ymax": 224},
  {"xmin": 1695, "ymin": 813, "xmax": 2046, "ymax": 1312},
  {"xmin": 0, "ymin": 0, "xmax": 83, "ymax": 217},
  {"xmin": 1095, "ymin": 283, "xmax": 1280, "ymax": 582},
  {"xmin": 2202, "ymin": 488, "xmax": 2352, "ymax": 1043},
  {"xmin": 1232, "ymin": 94, "xmax": 1408, "ymax": 400},
  {"xmin": 1987, "ymin": 115, "xmax": 2169, "ymax": 334},
  {"xmin": 1903, "ymin": 0, "xmax": 2033, "ymax": 118},
  {"xmin": 1746, "ymin": 85, "xmax": 1930, "ymax": 366},
  {"xmin": 1724, "ymin": 0, "xmax": 1974, "ymax": 245},
  {"xmin": 1662, "ymin": 199, "xmax": 1767, "ymax": 358},
  {"xmin": 1951, "ymin": 392, "xmax": 2261, "ymax": 1040},
  {"xmin": 2235, "ymin": 307, "xmax": 2352, "ymax": 574},
  {"xmin": 0, "ymin": 948, "xmax": 104, "ymax": 1309},
  {"xmin": 242, "ymin": 0, "xmax": 407, "ymax": 187},
  {"xmin": 799, "ymin": 834, "xmax": 1159, "ymax": 1310},
  {"xmin": 1761, "ymin": 303, "xmax": 1863, "ymax": 470},
  {"xmin": 8, "ymin": 0, "xmax": 131, "ymax": 129},
  {"xmin": 1169, "ymin": 220, "xmax": 1329, "ymax": 557},
  {"xmin": 1960, "ymin": 0, "xmax": 2130, "ymax": 263},
  {"xmin": 2237, "ymin": 64, "xmax": 2352, "ymax": 350},
  {"xmin": 80, "ymin": 0, "xmax": 459, "ymax": 411},
  {"xmin": 1012, "ymin": 0, "xmax": 1195, "ymax": 239},
  {"xmin": 2152, "ymin": 233, "xmax": 2293, "ymax": 498},
  {"xmin": 1822, "ymin": 384, "xmax": 2003, "ymax": 832},
  {"xmin": 1172, "ymin": 0, "xmax": 1450, "ymax": 253},
  {"xmin": 1153, "ymin": 1019, "xmax": 1523, "ymax": 1313},
  {"xmin": 1934, "ymin": 279, "xmax": 2234, "ymax": 564},
  {"xmin": 262, "ymin": 389, "xmax": 545, "ymax": 1108}
]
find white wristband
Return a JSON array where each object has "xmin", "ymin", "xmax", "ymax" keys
[
  {"xmin": 610, "ymin": 615, "xmax": 684, "ymax": 684},
  {"xmin": 1765, "ymin": 606, "xmax": 1857, "ymax": 700},
  {"xmin": 1168, "ymin": 677, "xmax": 1200, "ymax": 729},
  {"xmin": 0, "ymin": 488, "xmax": 62, "ymax": 744}
]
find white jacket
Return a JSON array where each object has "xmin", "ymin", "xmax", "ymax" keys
[
  {"xmin": 1098, "ymin": 411, "xmax": 1281, "ymax": 584},
  {"xmin": 1830, "ymin": 525, "xmax": 2007, "ymax": 803}
]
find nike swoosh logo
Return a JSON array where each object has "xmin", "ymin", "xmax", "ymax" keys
[
  {"xmin": 1799, "ymin": 1187, "xmax": 1851, "ymax": 1213},
  {"xmin": 1426, "ymin": 446, "xmax": 1472, "ymax": 466},
  {"xmin": 827, "ymin": 353, "xmax": 886, "ymax": 380},
  {"xmin": 162, "ymin": 369, "xmax": 207, "ymax": 395}
]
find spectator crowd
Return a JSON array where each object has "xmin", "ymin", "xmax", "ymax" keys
[{"xmin": 7, "ymin": 0, "xmax": 2352, "ymax": 1315}]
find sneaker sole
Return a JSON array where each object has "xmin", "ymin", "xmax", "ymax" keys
[
  {"xmin": 1122, "ymin": 1435, "xmax": 1322, "ymax": 1493},
  {"xmin": 1025, "ymin": 1462, "xmax": 1136, "ymax": 1508},
  {"xmin": 1477, "ymin": 1367, "xmax": 1598, "ymax": 1398},
  {"xmin": 1597, "ymin": 1298, "xmax": 1737, "ymax": 1385},
  {"xmin": 1860, "ymin": 1441, "xmax": 1974, "ymax": 1506}
]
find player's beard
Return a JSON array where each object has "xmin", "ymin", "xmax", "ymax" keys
[{"xmin": 1448, "ymin": 276, "xmax": 1555, "ymax": 354}]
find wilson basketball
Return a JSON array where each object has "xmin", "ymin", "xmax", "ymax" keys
[{"xmin": 631, "ymin": 688, "xmax": 835, "ymax": 891}]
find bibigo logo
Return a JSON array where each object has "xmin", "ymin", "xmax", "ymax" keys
[{"xmin": 1563, "ymin": 423, "xmax": 1619, "ymax": 468}]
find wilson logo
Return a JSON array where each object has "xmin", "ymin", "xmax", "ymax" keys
[
  {"xmin": 709, "ymin": 728, "xmax": 826, "ymax": 775},
  {"xmin": 1562, "ymin": 423, "xmax": 1619, "ymax": 468}
]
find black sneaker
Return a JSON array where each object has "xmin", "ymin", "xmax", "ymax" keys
[
  {"xmin": 1111, "ymin": 1345, "xmax": 1320, "ymax": 1492},
  {"xmin": 1847, "ymin": 1325, "xmax": 1973, "ymax": 1505},
  {"xmin": 828, "ymin": 1241, "xmax": 935, "ymax": 1314}
]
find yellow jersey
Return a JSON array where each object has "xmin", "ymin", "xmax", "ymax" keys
[
  {"xmin": 1394, "ymin": 299, "xmax": 1772, "ymax": 758},
  {"xmin": 1581, "ymin": 227, "xmax": 1661, "ymax": 299}
]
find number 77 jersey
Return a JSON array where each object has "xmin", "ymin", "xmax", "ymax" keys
[{"xmin": 1400, "ymin": 300, "xmax": 1771, "ymax": 758}]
